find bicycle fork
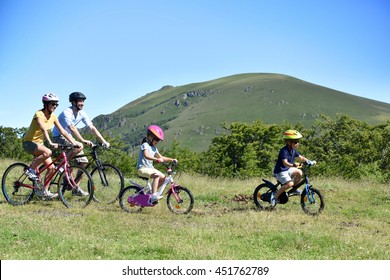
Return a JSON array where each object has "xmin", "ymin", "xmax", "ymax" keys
[{"xmin": 304, "ymin": 183, "xmax": 316, "ymax": 204}]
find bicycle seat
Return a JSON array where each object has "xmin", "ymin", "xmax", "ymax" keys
[{"xmin": 138, "ymin": 176, "xmax": 149, "ymax": 181}]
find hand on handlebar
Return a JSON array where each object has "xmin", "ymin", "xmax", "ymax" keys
[
  {"xmin": 50, "ymin": 143, "xmax": 59, "ymax": 149},
  {"xmin": 305, "ymin": 160, "xmax": 317, "ymax": 166},
  {"xmin": 102, "ymin": 141, "xmax": 110, "ymax": 149},
  {"xmin": 83, "ymin": 140, "xmax": 93, "ymax": 147}
]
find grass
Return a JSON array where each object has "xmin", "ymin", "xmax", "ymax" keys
[{"xmin": 0, "ymin": 158, "xmax": 389, "ymax": 260}]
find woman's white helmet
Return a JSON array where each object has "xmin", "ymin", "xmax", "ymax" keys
[{"xmin": 42, "ymin": 93, "xmax": 59, "ymax": 103}]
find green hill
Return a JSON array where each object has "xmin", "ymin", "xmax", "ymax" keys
[{"xmin": 93, "ymin": 73, "xmax": 390, "ymax": 151}]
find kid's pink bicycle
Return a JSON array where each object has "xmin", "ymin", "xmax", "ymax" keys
[{"xmin": 119, "ymin": 162, "xmax": 194, "ymax": 214}]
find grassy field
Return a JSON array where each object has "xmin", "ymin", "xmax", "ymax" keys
[{"xmin": 0, "ymin": 158, "xmax": 389, "ymax": 260}]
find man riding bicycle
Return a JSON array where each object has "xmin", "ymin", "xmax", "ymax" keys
[{"xmin": 52, "ymin": 92, "xmax": 110, "ymax": 196}]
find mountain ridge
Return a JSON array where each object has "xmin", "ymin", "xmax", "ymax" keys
[{"xmin": 93, "ymin": 73, "xmax": 390, "ymax": 151}]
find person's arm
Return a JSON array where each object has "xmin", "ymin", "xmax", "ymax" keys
[
  {"xmin": 143, "ymin": 149, "xmax": 158, "ymax": 162},
  {"xmin": 89, "ymin": 125, "xmax": 110, "ymax": 148},
  {"xmin": 68, "ymin": 124, "xmax": 93, "ymax": 147},
  {"xmin": 53, "ymin": 119, "xmax": 78, "ymax": 146},
  {"xmin": 157, "ymin": 153, "xmax": 178, "ymax": 163},
  {"xmin": 298, "ymin": 155, "xmax": 308, "ymax": 163},
  {"xmin": 282, "ymin": 158, "xmax": 295, "ymax": 168}
]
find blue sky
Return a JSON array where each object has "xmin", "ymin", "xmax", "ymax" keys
[{"xmin": 1, "ymin": 0, "xmax": 389, "ymax": 129}]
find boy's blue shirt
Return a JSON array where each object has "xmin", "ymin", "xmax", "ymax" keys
[{"xmin": 273, "ymin": 145, "xmax": 300, "ymax": 174}]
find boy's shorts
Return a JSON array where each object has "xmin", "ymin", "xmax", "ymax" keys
[
  {"xmin": 52, "ymin": 136, "xmax": 88, "ymax": 163},
  {"xmin": 274, "ymin": 167, "xmax": 298, "ymax": 184},
  {"xmin": 137, "ymin": 167, "xmax": 164, "ymax": 178}
]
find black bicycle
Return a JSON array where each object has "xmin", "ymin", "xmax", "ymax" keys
[
  {"xmin": 73, "ymin": 143, "xmax": 124, "ymax": 204},
  {"xmin": 253, "ymin": 161, "xmax": 324, "ymax": 215}
]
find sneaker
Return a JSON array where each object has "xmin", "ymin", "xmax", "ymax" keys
[
  {"xmin": 270, "ymin": 192, "xmax": 279, "ymax": 207},
  {"xmin": 288, "ymin": 189, "xmax": 301, "ymax": 197},
  {"xmin": 72, "ymin": 187, "xmax": 89, "ymax": 196},
  {"xmin": 43, "ymin": 190, "xmax": 58, "ymax": 199},
  {"xmin": 150, "ymin": 193, "xmax": 163, "ymax": 203},
  {"xmin": 25, "ymin": 168, "xmax": 38, "ymax": 181}
]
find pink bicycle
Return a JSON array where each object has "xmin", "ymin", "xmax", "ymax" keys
[
  {"xmin": 1, "ymin": 144, "xmax": 94, "ymax": 208},
  {"xmin": 119, "ymin": 162, "xmax": 194, "ymax": 214}
]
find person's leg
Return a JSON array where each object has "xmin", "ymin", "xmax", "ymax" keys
[
  {"xmin": 31, "ymin": 144, "xmax": 52, "ymax": 170},
  {"xmin": 42, "ymin": 157, "xmax": 55, "ymax": 190},
  {"xmin": 272, "ymin": 170, "xmax": 293, "ymax": 206},
  {"xmin": 290, "ymin": 168, "xmax": 302, "ymax": 186}
]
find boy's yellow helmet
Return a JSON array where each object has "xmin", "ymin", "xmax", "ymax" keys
[{"xmin": 283, "ymin": 129, "xmax": 303, "ymax": 140}]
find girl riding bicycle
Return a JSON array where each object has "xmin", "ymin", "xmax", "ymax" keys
[
  {"xmin": 22, "ymin": 93, "xmax": 78, "ymax": 199},
  {"xmin": 271, "ymin": 129, "xmax": 309, "ymax": 206},
  {"xmin": 136, "ymin": 125, "xmax": 178, "ymax": 203}
]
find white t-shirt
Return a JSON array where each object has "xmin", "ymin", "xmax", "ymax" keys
[
  {"xmin": 52, "ymin": 106, "xmax": 93, "ymax": 137},
  {"xmin": 136, "ymin": 142, "xmax": 159, "ymax": 169}
]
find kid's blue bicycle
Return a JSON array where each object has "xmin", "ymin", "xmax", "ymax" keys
[{"xmin": 253, "ymin": 161, "xmax": 324, "ymax": 215}]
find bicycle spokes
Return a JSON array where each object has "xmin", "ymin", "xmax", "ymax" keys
[{"xmin": 166, "ymin": 186, "xmax": 194, "ymax": 214}]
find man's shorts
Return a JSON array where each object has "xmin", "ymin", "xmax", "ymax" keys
[
  {"xmin": 52, "ymin": 136, "xmax": 88, "ymax": 163},
  {"xmin": 137, "ymin": 167, "xmax": 164, "ymax": 178},
  {"xmin": 22, "ymin": 141, "xmax": 38, "ymax": 154},
  {"xmin": 273, "ymin": 167, "xmax": 298, "ymax": 184}
]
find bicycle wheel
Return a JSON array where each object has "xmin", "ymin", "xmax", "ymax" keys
[
  {"xmin": 119, "ymin": 186, "xmax": 143, "ymax": 213},
  {"xmin": 301, "ymin": 187, "xmax": 324, "ymax": 216},
  {"xmin": 253, "ymin": 183, "xmax": 275, "ymax": 210},
  {"xmin": 2, "ymin": 163, "xmax": 35, "ymax": 205},
  {"xmin": 90, "ymin": 163, "xmax": 124, "ymax": 204},
  {"xmin": 166, "ymin": 186, "xmax": 194, "ymax": 214},
  {"xmin": 58, "ymin": 165, "xmax": 94, "ymax": 208}
]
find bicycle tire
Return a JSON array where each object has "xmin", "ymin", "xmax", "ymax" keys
[
  {"xmin": 58, "ymin": 164, "xmax": 94, "ymax": 208},
  {"xmin": 166, "ymin": 185, "xmax": 194, "ymax": 214},
  {"xmin": 2, "ymin": 162, "xmax": 35, "ymax": 205},
  {"xmin": 253, "ymin": 183, "xmax": 275, "ymax": 211},
  {"xmin": 119, "ymin": 186, "xmax": 143, "ymax": 213},
  {"xmin": 301, "ymin": 187, "xmax": 324, "ymax": 216},
  {"xmin": 90, "ymin": 163, "xmax": 124, "ymax": 204}
]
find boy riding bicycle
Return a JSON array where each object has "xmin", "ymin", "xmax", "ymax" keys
[{"xmin": 271, "ymin": 129, "xmax": 309, "ymax": 206}]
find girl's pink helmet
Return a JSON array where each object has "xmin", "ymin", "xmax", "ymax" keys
[{"xmin": 147, "ymin": 125, "xmax": 165, "ymax": 141}]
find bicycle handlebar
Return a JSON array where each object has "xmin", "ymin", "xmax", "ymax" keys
[
  {"xmin": 305, "ymin": 160, "xmax": 317, "ymax": 166},
  {"xmin": 53, "ymin": 143, "xmax": 78, "ymax": 150},
  {"xmin": 91, "ymin": 142, "xmax": 110, "ymax": 150},
  {"xmin": 161, "ymin": 161, "xmax": 178, "ymax": 168}
]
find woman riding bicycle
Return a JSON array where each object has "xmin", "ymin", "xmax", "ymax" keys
[
  {"xmin": 136, "ymin": 125, "xmax": 178, "ymax": 203},
  {"xmin": 271, "ymin": 129, "xmax": 309, "ymax": 206},
  {"xmin": 22, "ymin": 93, "xmax": 78, "ymax": 199}
]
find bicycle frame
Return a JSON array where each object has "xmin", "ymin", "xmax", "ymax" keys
[
  {"xmin": 73, "ymin": 143, "xmax": 109, "ymax": 183},
  {"xmin": 261, "ymin": 164, "xmax": 314, "ymax": 203},
  {"xmin": 33, "ymin": 144, "xmax": 80, "ymax": 191},
  {"xmin": 128, "ymin": 165, "xmax": 180, "ymax": 207},
  {"xmin": 72, "ymin": 143, "xmax": 105, "ymax": 168}
]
